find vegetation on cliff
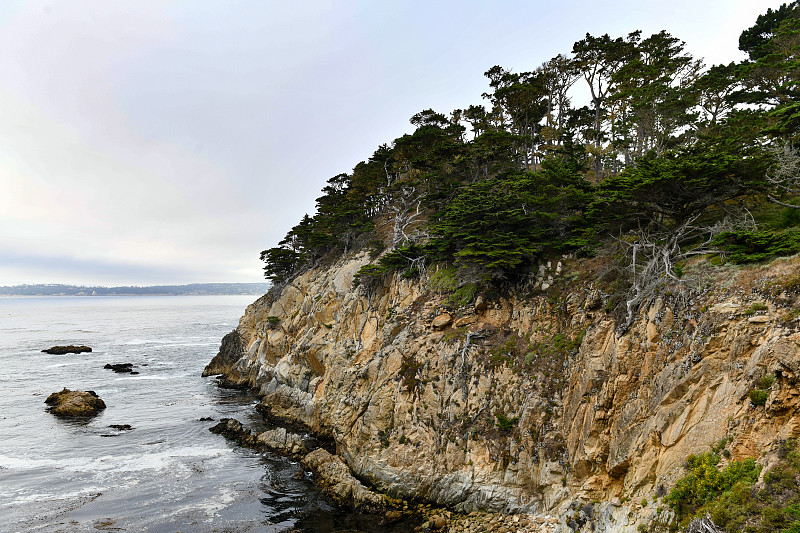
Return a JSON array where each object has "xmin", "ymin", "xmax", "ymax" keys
[
  {"xmin": 250, "ymin": 6, "xmax": 800, "ymax": 528},
  {"xmin": 650, "ymin": 439, "xmax": 800, "ymax": 532},
  {"xmin": 261, "ymin": 3, "xmax": 800, "ymax": 330}
]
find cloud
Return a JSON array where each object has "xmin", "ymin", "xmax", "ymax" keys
[{"xmin": 0, "ymin": 0, "xmax": 789, "ymax": 285}]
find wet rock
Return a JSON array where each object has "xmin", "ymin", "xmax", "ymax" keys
[
  {"xmin": 209, "ymin": 418, "xmax": 257, "ymax": 446},
  {"xmin": 255, "ymin": 426, "xmax": 308, "ymax": 457},
  {"xmin": 384, "ymin": 510, "xmax": 405, "ymax": 524},
  {"xmin": 301, "ymin": 448, "xmax": 386, "ymax": 512},
  {"xmin": 45, "ymin": 388, "xmax": 106, "ymax": 417},
  {"xmin": 198, "ymin": 416, "xmax": 214, "ymax": 422},
  {"xmin": 104, "ymin": 363, "xmax": 135, "ymax": 373},
  {"xmin": 429, "ymin": 515, "xmax": 447, "ymax": 530},
  {"xmin": 108, "ymin": 424, "xmax": 133, "ymax": 431},
  {"xmin": 42, "ymin": 345, "xmax": 92, "ymax": 355}
]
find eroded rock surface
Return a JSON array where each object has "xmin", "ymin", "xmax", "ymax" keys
[{"xmin": 207, "ymin": 253, "xmax": 800, "ymax": 531}]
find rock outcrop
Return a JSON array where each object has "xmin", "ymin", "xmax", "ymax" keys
[
  {"xmin": 209, "ymin": 417, "xmax": 309, "ymax": 457},
  {"xmin": 302, "ymin": 448, "xmax": 388, "ymax": 512},
  {"xmin": 205, "ymin": 252, "xmax": 800, "ymax": 531},
  {"xmin": 42, "ymin": 345, "xmax": 92, "ymax": 355},
  {"xmin": 45, "ymin": 388, "xmax": 106, "ymax": 416}
]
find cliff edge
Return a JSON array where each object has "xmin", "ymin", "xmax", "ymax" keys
[{"xmin": 205, "ymin": 253, "xmax": 800, "ymax": 531}]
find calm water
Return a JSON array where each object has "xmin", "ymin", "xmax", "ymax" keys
[{"xmin": 0, "ymin": 296, "xmax": 415, "ymax": 533}]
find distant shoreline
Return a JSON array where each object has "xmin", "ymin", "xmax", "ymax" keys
[{"xmin": 0, "ymin": 283, "xmax": 270, "ymax": 297}]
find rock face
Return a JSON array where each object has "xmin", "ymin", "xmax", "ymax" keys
[
  {"xmin": 206, "ymin": 252, "xmax": 800, "ymax": 531},
  {"xmin": 45, "ymin": 388, "xmax": 106, "ymax": 417},
  {"xmin": 42, "ymin": 345, "xmax": 92, "ymax": 355},
  {"xmin": 302, "ymin": 448, "xmax": 387, "ymax": 512}
]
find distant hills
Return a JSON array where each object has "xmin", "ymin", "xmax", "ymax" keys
[{"xmin": 0, "ymin": 283, "xmax": 271, "ymax": 296}]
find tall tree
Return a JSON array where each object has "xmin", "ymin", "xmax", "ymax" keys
[{"xmin": 572, "ymin": 32, "xmax": 637, "ymax": 180}]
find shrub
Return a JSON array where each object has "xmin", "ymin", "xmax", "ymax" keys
[
  {"xmin": 667, "ymin": 452, "xmax": 760, "ymax": 525},
  {"xmin": 750, "ymin": 389, "xmax": 769, "ymax": 406},
  {"xmin": 495, "ymin": 411, "xmax": 519, "ymax": 431}
]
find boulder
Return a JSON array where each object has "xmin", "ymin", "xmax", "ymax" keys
[
  {"xmin": 431, "ymin": 313, "xmax": 452, "ymax": 330},
  {"xmin": 45, "ymin": 388, "xmax": 106, "ymax": 417},
  {"xmin": 42, "ymin": 345, "xmax": 92, "ymax": 355}
]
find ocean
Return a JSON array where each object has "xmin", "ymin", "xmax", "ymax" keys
[{"xmin": 0, "ymin": 296, "xmax": 414, "ymax": 533}]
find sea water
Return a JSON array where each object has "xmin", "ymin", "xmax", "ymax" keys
[{"xmin": 0, "ymin": 296, "xmax": 414, "ymax": 533}]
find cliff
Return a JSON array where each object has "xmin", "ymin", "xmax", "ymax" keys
[{"xmin": 204, "ymin": 252, "xmax": 800, "ymax": 531}]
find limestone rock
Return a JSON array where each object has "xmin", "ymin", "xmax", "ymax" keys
[
  {"xmin": 454, "ymin": 315, "xmax": 477, "ymax": 327},
  {"xmin": 202, "ymin": 330, "xmax": 246, "ymax": 378},
  {"xmin": 45, "ymin": 388, "xmax": 105, "ymax": 417}
]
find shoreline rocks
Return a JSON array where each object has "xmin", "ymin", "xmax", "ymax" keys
[
  {"xmin": 209, "ymin": 417, "xmax": 309, "ymax": 457},
  {"xmin": 42, "ymin": 345, "xmax": 92, "ymax": 355},
  {"xmin": 45, "ymin": 388, "xmax": 106, "ymax": 417},
  {"xmin": 301, "ymin": 449, "xmax": 387, "ymax": 513}
]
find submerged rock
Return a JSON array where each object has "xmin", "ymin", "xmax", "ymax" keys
[
  {"xmin": 45, "ymin": 388, "xmax": 106, "ymax": 417},
  {"xmin": 104, "ymin": 363, "xmax": 135, "ymax": 373},
  {"xmin": 42, "ymin": 345, "xmax": 92, "ymax": 355}
]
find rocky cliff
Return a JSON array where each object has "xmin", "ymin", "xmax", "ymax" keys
[{"xmin": 204, "ymin": 252, "xmax": 800, "ymax": 531}]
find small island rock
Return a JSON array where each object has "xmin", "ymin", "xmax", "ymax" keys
[
  {"xmin": 42, "ymin": 345, "xmax": 92, "ymax": 355},
  {"xmin": 104, "ymin": 363, "xmax": 135, "ymax": 373},
  {"xmin": 45, "ymin": 388, "xmax": 106, "ymax": 417}
]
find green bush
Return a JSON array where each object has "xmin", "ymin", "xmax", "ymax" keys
[
  {"xmin": 750, "ymin": 389, "xmax": 769, "ymax": 406},
  {"xmin": 667, "ymin": 452, "xmax": 760, "ymax": 526},
  {"xmin": 495, "ymin": 412, "xmax": 519, "ymax": 431},
  {"xmin": 712, "ymin": 228, "xmax": 800, "ymax": 264}
]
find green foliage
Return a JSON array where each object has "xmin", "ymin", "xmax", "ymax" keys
[
  {"xmin": 495, "ymin": 411, "xmax": 519, "ymax": 431},
  {"xmin": 713, "ymin": 228, "xmax": 800, "ymax": 263},
  {"xmin": 670, "ymin": 439, "xmax": 800, "ymax": 532},
  {"xmin": 744, "ymin": 302, "xmax": 769, "ymax": 316},
  {"xmin": 749, "ymin": 388, "xmax": 769, "ymax": 407},
  {"xmin": 429, "ymin": 265, "xmax": 480, "ymax": 308},
  {"xmin": 260, "ymin": 247, "xmax": 304, "ymax": 284},
  {"xmin": 749, "ymin": 373, "xmax": 775, "ymax": 406},
  {"xmin": 355, "ymin": 244, "xmax": 428, "ymax": 284},
  {"xmin": 759, "ymin": 373, "xmax": 777, "ymax": 390},
  {"xmin": 489, "ymin": 338, "xmax": 518, "ymax": 368},
  {"xmin": 591, "ymin": 139, "xmax": 772, "ymax": 232},
  {"xmin": 430, "ymin": 159, "xmax": 591, "ymax": 280},
  {"xmin": 666, "ymin": 451, "xmax": 761, "ymax": 526}
]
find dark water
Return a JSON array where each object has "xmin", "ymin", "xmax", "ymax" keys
[{"xmin": 0, "ymin": 296, "xmax": 415, "ymax": 533}]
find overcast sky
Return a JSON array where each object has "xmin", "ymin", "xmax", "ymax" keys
[{"xmin": 0, "ymin": 0, "xmax": 786, "ymax": 286}]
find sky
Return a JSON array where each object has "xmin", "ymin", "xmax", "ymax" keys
[{"xmin": 0, "ymin": 0, "xmax": 788, "ymax": 286}]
